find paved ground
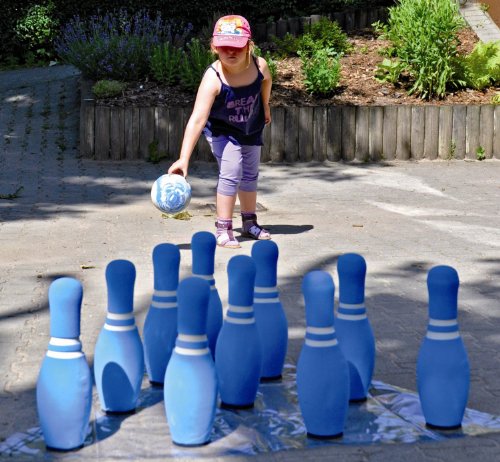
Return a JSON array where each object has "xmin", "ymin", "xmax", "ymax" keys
[
  {"xmin": 0, "ymin": 64, "xmax": 500, "ymax": 461},
  {"xmin": 460, "ymin": 1, "xmax": 500, "ymax": 43}
]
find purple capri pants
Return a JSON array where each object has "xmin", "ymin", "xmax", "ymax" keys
[{"xmin": 205, "ymin": 135, "xmax": 261, "ymax": 196}]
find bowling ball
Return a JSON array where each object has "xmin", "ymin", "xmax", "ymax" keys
[{"xmin": 151, "ymin": 174, "xmax": 192, "ymax": 214}]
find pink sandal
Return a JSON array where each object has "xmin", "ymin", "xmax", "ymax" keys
[{"xmin": 215, "ymin": 220, "xmax": 241, "ymax": 249}]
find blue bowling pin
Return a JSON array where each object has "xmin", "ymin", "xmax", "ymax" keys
[
  {"xmin": 191, "ymin": 231, "xmax": 223, "ymax": 357},
  {"xmin": 251, "ymin": 240, "xmax": 288, "ymax": 381},
  {"xmin": 417, "ymin": 265, "xmax": 470, "ymax": 429},
  {"xmin": 335, "ymin": 253, "xmax": 375, "ymax": 401},
  {"xmin": 297, "ymin": 271, "xmax": 350, "ymax": 439},
  {"xmin": 215, "ymin": 255, "xmax": 262, "ymax": 409},
  {"xmin": 36, "ymin": 277, "xmax": 92, "ymax": 451},
  {"xmin": 94, "ymin": 260, "xmax": 145, "ymax": 413},
  {"xmin": 164, "ymin": 277, "xmax": 217, "ymax": 446},
  {"xmin": 143, "ymin": 243, "xmax": 180, "ymax": 385}
]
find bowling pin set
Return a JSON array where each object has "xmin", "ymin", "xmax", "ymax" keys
[{"xmin": 36, "ymin": 235, "xmax": 470, "ymax": 451}]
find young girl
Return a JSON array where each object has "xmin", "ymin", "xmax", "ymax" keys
[{"xmin": 167, "ymin": 15, "xmax": 272, "ymax": 249}]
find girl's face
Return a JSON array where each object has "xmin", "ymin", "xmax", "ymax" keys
[{"xmin": 215, "ymin": 45, "xmax": 248, "ymax": 66}]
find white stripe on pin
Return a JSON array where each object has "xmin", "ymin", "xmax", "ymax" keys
[
  {"xmin": 305, "ymin": 338, "xmax": 338, "ymax": 347},
  {"xmin": 49, "ymin": 337, "xmax": 80, "ymax": 346},
  {"xmin": 338, "ymin": 302, "xmax": 365, "ymax": 309},
  {"xmin": 426, "ymin": 331, "xmax": 460, "ymax": 340},
  {"xmin": 254, "ymin": 286, "xmax": 278, "ymax": 293},
  {"xmin": 228, "ymin": 304, "xmax": 253, "ymax": 313},
  {"xmin": 429, "ymin": 318, "xmax": 458, "ymax": 327},
  {"xmin": 151, "ymin": 301, "xmax": 177, "ymax": 309},
  {"xmin": 336, "ymin": 313, "xmax": 367, "ymax": 321},
  {"xmin": 47, "ymin": 351, "xmax": 84, "ymax": 359},
  {"xmin": 154, "ymin": 289, "xmax": 177, "ymax": 297},
  {"xmin": 174, "ymin": 346, "xmax": 210, "ymax": 356},
  {"xmin": 107, "ymin": 312, "xmax": 134, "ymax": 321},
  {"xmin": 306, "ymin": 326, "xmax": 335, "ymax": 335},
  {"xmin": 254, "ymin": 297, "xmax": 280, "ymax": 303},
  {"xmin": 192, "ymin": 274, "xmax": 214, "ymax": 281},
  {"xmin": 104, "ymin": 323, "xmax": 136, "ymax": 332},
  {"xmin": 178, "ymin": 334, "xmax": 208, "ymax": 342},
  {"xmin": 225, "ymin": 317, "xmax": 255, "ymax": 325}
]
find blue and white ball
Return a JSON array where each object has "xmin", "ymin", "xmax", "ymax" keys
[{"xmin": 151, "ymin": 174, "xmax": 192, "ymax": 215}]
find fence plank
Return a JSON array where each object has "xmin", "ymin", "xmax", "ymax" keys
[
  {"xmin": 396, "ymin": 106, "xmax": 411, "ymax": 160},
  {"xmin": 494, "ymin": 106, "xmax": 500, "ymax": 159},
  {"xmin": 313, "ymin": 107, "xmax": 327, "ymax": 161},
  {"xmin": 410, "ymin": 106, "xmax": 425, "ymax": 160},
  {"xmin": 299, "ymin": 107, "xmax": 314, "ymax": 161},
  {"xmin": 355, "ymin": 106, "xmax": 369, "ymax": 161},
  {"xmin": 167, "ymin": 107, "xmax": 184, "ymax": 158},
  {"xmin": 344, "ymin": 11, "xmax": 355, "ymax": 32},
  {"xmin": 424, "ymin": 106, "xmax": 439, "ymax": 160},
  {"xmin": 156, "ymin": 107, "xmax": 169, "ymax": 159},
  {"xmin": 124, "ymin": 107, "xmax": 140, "ymax": 159},
  {"xmin": 326, "ymin": 106, "xmax": 342, "ymax": 161},
  {"xmin": 341, "ymin": 106, "xmax": 356, "ymax": 161},
  {"xmin": 480, "ymin": 105, "xmax": 494, "ymax": 159},
  {"xmin": 369, "ymin": 106, "xmax": 383, "ymax": 161},
  {"xmin": 288, "ymin": 17, "xmax": 300, "ymax": 36},
  {"xmin": 466, "ymin": 105, "xmax": 480, "ymax": 160},
  {"xmin": 333, "ymin": 12, "xmax": 345, "ymax": 29},
  {"xmin": 452, "ymin": 106, "xmax": 466, "ymax": 160},
  {"xmin": 276, "ymin": 19, "xmax": 288, "ymax": 38},
  {"xmin": 438, "ymin": 106, "xmax": 453, "ymax": 160},
  {"xmin": 284, "ymin": 107, "xmax": 299, "ymax": 162},
  {"xmin": 382, "ymin": 106, "xmax": 397, "ymax": 160},
  {"xmin": 271, "ymin": 107, "xmax": 285, "ymax": 162},
  {"xmin": 80, "ymin": 99, "xmax": 94, "ymax": 158},
  {"xmin": 94, "ymin": 106, "xmax": 110, "ymax": 160},
  {"xmin": 261, "ymin": 123, "xmax": 271, "ymax": 162},
  {"xmin": 110, "ymin": 107, "xmax": 124, "ymax": 160}
]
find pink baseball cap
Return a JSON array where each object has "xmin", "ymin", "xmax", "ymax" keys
[{"xmin": 212, "ymin": 15, "xmax": 252, "ymax": 48}]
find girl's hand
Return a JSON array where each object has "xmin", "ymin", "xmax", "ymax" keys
[
  {"xmin": 168, "ymin": 158, "xmax": 189, "ymax": 177},
  {"xmin": 264, "ymin": 103, "xmax": 272, "ymax": 125}
]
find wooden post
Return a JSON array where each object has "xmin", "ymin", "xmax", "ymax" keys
[
  {"xmin": 326, "ymin": 106, "xmax": 342, "ymax": 161},
  {"xmin": 396, "ymin": 106, "xmax": 411, "ymax": 160},
  {"xmin": 479, "ymin": 105, "xmax": 494, "ymax": 159},
  {"xmin": 341, "ymin": 106, "xmax": 356, "ymax": 161},
  {"xmin": 156, "ymin": 107, "xmax": 169, "ymax": 160},
  {"xmin": 466, "ymin": 105, "xmax": 480, "ymax": 159},
  {"xmin": 298, "ymin": 107, "xmax": 314, "ymax": 162},
  {"xmin": 80, "ymin": 99, "xmax": 94, "ymax": 158},
  {"xmin": 452, "ymin": 106, "xmax": 467, "ymax": 160},
  {"xmin": 313, "ymin": 107, "xmax": 327, "ymax": 161},
  {"xmin": 368, "ymin": 106, "xmax": 383, "ymax": 161},
  {"xmin": 270, "ymin": 107, "xmax": 285, "ymax": 162},
  {"xmin": 355, "ymin": 106, "xmax": 369, "ymax": 161},
  {"xmin": 284, "ymin": 106, "xmax": 299, "ymax": 163},
  {"xmin": 410, "ymin": 106, "xmax": 425, "ymax": 160},
  {"xmin": 438, "ymin": 106, "xmax": 453, "ymax": 160},
  {"xmin": 261, "ymin": 123, "xmax": 271, "ymax": 162},
  {"xmin": 382, "ymin": 106, "xmax": 397, "ymax": 160},
  {"xmin": 139, "ymin": 107, "xmax": 155, "ymax": 160},
  {"xmin": 94, "ymin": 106, "xmax": 110, "ymax": 160},
  {"xmin": 423, "ymin": 106, "xmax": 439, "ymax": 160},
  {"xmin": 110, "ymin": 107, "xmax": 124, "ymax": 160}
]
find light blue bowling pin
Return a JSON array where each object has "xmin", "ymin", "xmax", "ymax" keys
[
  {"xmin": 417, "ymin": 265, "xmax": 470, "ymax": 429},
  {"xmin": 143, "ymin": 243, "xmax": 180, "ymax": 385},
  {"xmin": 335, "ymin": 253, "xmax": 375, "ymax": 401},
  {"xmin": 297, "ymin": 271, "xmax": 350, "ymax": 439},
  {"xmin": 36, "ymin": 277, "xmax": 92, "ymax": 451},
  {"xmin": 191, "ymin": 231, "xmax": 222, "ymax": 357},
  {"xmin": 164, "ymin": 277, "xmax": 217, "ymax": 446},
  {"xmin": 251, "ymin": 240, "xmax": 288, "ymax": 381},
  {"xmin": 215, "ymin": 255, "xmax": 262, "ymax": 409},
  {"xmin": 94, "ymin": 260, "xmax": 144, "ymax": 413}
]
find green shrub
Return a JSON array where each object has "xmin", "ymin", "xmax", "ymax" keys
[
  {"xmin": 92, "ymin": 80, "xmax": 126, "ymax": 98},
  {"xmin": 179, "ymin": 38, "xmax": 215, "ymax": 92},
  {"xmin": 300, "ymin": 47, "xmax": 341, "ymax": 96},
  {"xmin": 254, "ymin": 46, "xmax": 278, "ymax": 81},
  {"xmin": 15, "ymin": 2, "xmax": 59, "ymax": 61},
  {"xmin": 151, "ymin": 42, "xmax": 184, "ymax": 85},
  {"xmin": 375, "ymin": 58, "xmax": 406, "ymax": 84},
  {"xmin": 381, "ymin": 0, "xmax": 465, "ymax": 99},
  {"xmin": 272, "ymin": 32, "xmax": 302, "ymax": 58},
  {"xmin": 456, "ymin": 41, "xmax": 500, "ymax": 90},
  {"xmin": 492, "ymin": 93, "xmax": 500, "ymax": 105},
  {"xmin": 298, "ymin": 17, "xmax": 350, "ymax": 58}
]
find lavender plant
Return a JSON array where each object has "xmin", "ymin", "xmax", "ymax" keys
[{"xmin": 55, "ymin": 9, "xmax": 193, "ymax": 81}]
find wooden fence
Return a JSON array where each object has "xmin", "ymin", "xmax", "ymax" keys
[
  {"xmin": 252, "ymin": 7, "xmax": 389, "ymax": 41},
  {"xmin": 80, "ymin": 96, "xmax": 500, "ymax": 162}
]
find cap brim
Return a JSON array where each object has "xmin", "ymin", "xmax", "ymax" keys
[{"xmin": 212, "ymin": 35, "xmax": 249, "ymax": 48}]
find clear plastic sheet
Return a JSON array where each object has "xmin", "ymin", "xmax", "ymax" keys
[{"xmin": 3, "ymin": 365, "xmax": 500, "ymax": 459}]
